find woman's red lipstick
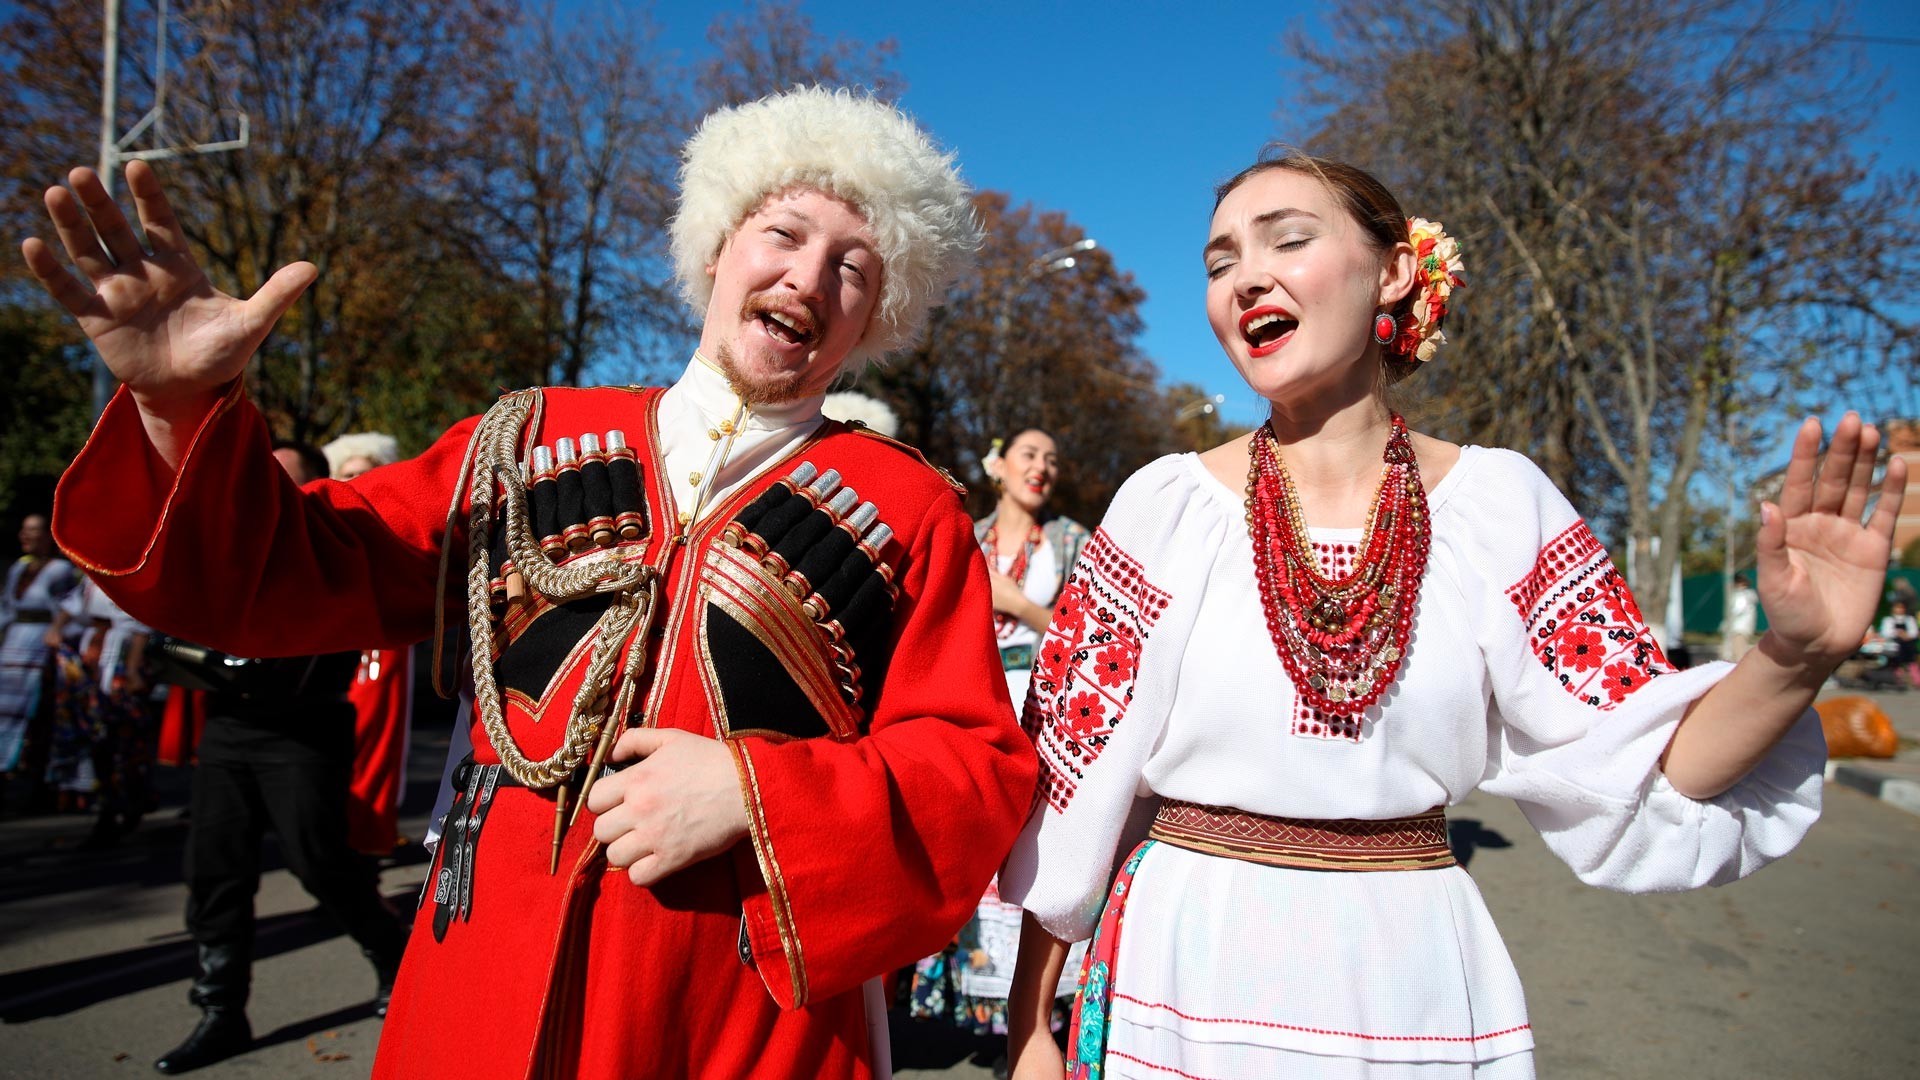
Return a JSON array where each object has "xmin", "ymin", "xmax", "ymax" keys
[{"xmin": 1238, "ymin": 305, "xmax": 1296, "ymax": 358}]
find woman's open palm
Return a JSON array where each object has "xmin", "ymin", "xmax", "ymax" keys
[
  {"xmin": 1756, "ymin": 412, "xmax": 1907, "ymax": 663},
  {"xmin": 18, "ymin": 162, "xmax": 315, "ymax": 414}
]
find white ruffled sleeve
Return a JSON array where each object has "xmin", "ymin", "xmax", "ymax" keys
[
  {"xmin": 1443, "ymin": 450, "xmax": 1823, "ymax": 893},
  {"xmin": 997, "ymin": 456, "xmax": 1226, "ymax": 941}
]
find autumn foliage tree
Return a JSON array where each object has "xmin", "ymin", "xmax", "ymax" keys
[
  {"xmin": 1, "ymin": 0, "xmax": 524, "ymax": 444},
  {"xmin": 445, "ymin": 8, "xmax": 683, "ymax": 395},
  {"xmin": 852, "ymin": 191, "xmax": 1183, "ymax": 525},
  {"xmin": 0, "ymin": 0, "xmax": 910, "ymax": 462},
  {"xmin": 696, "ymin": 0, "xmax": 903, "ymax": 111},
  {"xmin": 1290, "ymin": 0, "xmax": 1919, "ymax": 621}
]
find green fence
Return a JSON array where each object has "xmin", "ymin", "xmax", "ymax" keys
[{"xmin": 1680, "ymin": 567, "xmax": 1920, "ymax": 638}]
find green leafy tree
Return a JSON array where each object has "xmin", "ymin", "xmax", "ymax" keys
[{"xmin": 0, "ymin": 301, "xmax": 91, "ymax": 535}]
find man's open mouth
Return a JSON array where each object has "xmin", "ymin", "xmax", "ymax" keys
[{"xmin": 745, "ymin": 297, "xmax": 819, "ymax": 348}]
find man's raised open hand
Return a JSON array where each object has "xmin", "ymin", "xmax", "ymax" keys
[{"xmin": 19, "ymin": 162, "xmax": 315, "ymax": 461}]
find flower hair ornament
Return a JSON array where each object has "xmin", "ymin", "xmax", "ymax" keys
[
  {"xmin": 1386, "ymin": 217, "xmax": 1467, "ymax": 363},
  {"xmin": 981, "ymin": 437, "xmax": 1005, "ymax": 487}
]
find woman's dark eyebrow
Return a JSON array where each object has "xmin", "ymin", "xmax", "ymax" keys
[
  {"xmin": 1205, "ymin": 208, "xmax": 1322, "ymax": 261},
  {"xmin": 1252, "ymin": 208, "xmax": 1319, "ymax": 229}
]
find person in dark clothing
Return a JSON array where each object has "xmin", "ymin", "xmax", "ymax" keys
[{"xmin": 154, "ymin": 440, "xmax": 407, "ymax": 1076}]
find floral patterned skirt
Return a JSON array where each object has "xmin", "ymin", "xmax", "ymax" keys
[
  {"xmin": 906, "ymin": 947, "xmax": 1073, "ymax": 1037},
  {"xmin": 906, "ymin": 874, "xmax": 1080, "ymax": 1037},
  {"xmin": 45, "ymin": 646, "xmax": 153, "ymax": 815}
]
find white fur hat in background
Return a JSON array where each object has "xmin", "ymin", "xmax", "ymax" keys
[
  {"xmin": 322, "ymin": 432, "xmax": 401, "ymax": 478},
  {"xmin": 669, "ymin": 86, "xmax": 983, "ymax": 367},
  {"xmin": 821, "ymin": 391, "xmax": 900, "ymax": 438}
]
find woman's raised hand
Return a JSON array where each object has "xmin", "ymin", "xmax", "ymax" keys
[
  {"xmin": 1756, "ymin": 412, "xmax": 1908, "ymax": 666},
  {"xmin": 18, "ymin": 161, "xmax": 315, "ymax": 426}
]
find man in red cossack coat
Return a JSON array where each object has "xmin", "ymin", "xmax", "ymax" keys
[{"xmin": 32, "ymin": 87, "xmax": 1035, "ymax": 1079}]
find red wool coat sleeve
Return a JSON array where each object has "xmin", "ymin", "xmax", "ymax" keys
[
  {"xmin": 728, "ymin": 489, "xmax": 1040, "ymax": 1009},
  {"xmin": 53, "ymin": 383, "xmax": 476, "ymax": 657}
]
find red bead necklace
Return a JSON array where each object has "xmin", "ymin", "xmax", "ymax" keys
[
  {"xmin": 1244, "ymin": 413, "xmax": 1430, "ymax": 717},
  {"xmin": 983, "ymin": 520, "xmax": 1044, "ymax": 639}
]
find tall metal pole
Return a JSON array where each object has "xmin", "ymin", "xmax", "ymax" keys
[
  {"xmin": 90, "ymin": 0, "xmax": 123, "ymax": 418},
  {"xmin": 87, "ymin": 0, "xmax": 247, "ymax": 418}
]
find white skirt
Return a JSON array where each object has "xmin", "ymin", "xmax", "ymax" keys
[{"xmin": 1101, "ymin": 842, "xmax": 1536, "ymax": 1078}]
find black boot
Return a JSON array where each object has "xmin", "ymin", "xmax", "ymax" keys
[
  {"xmin": 367, "ymin": 945, "xmax": 402, "ymax": 1017},
  {"xmin": 153, "ymin": 1006, "xmax": 251, "ymax": 1074},
  {"xmin": 155, "ymin": 942, "xmax": 251, "ymax": 1073},
  {"xmin": 81, "ymin": 812, "xmax": 122, "ymax": 850},
  {"xmin": 342, "ymin": 873, "xmax": 406, "ymax": 1018}
]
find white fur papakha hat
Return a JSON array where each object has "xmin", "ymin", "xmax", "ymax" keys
[
  {"xmin": 669, "ymin": 86, "xmax": 982, "ymax": 366},
  {"xmin": 321, "ymin": 432, "xmax": 400, "ymax": 478},
  {"xmin": 821, "ymin": 391, "xmax": 901, "ymax": 437}
]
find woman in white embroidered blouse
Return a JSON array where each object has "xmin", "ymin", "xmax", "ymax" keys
[
  {"xmin": 910, "ymin": 428, "xmax": 1092, "ymax": 1041},
  {"xmin": 999, "ymin": 153, "xmax": 1906, "ymax": 1080}
]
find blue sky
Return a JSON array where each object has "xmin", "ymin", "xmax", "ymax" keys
[
  {"xmin": 650, "ymin": 0, "xmax": 1919, "ymax": 431},
  {"xmin": 15, "ymin": 0, "xmax": 1906, "ymax": 436}
]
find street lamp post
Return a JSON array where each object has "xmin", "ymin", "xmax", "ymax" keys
[
  {"xmin": 990, "ymin": 237, "xmax": 1098, "ymax": 422},
  {"xmin": 1176, "ymin": 393, "xmax": 1226, "ymax": 420},
  {"xmin": 991, "ymin": 238, "xmax": 1099, "ymax": 345}
]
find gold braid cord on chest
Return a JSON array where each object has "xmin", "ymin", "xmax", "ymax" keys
[
  {"xmin": 458, "ymin": 396, "xmax": 905, "ymax": 796},
  {"xmin": 462, "ymin": 393, "xmax": 662, "ymax": 793}
]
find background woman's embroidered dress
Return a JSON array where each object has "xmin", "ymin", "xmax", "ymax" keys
[
  {"xmin": 1000, "ymin": 448, "xmax": 1824, "ymax": 1079},
  {"xmin": 0, "ymin": 554, "xmax": 77, "ymax": 772},
  {"xmin": 910, "ymin": 513, "xmax": 1089, "ymax": 1034},
  {"xmin": 46, "ymin": 579, "xmax": 154, "ymax": 825}
]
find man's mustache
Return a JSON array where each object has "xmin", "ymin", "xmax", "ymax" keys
[{"xmin": 740, "ymin": 294, "xmax": 819, "ymax": 342}]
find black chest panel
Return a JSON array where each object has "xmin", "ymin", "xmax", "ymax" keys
[
  {"xmin": 697, "ymin": 461, "xmax": 901, "ymax": 742},
  {"xmin": 493, "ymin": 594, "xmax": 616, "ymax": 707},
  {"xmin": 477, "ymin": 425, "xmax": 904, "ymax": 744}
]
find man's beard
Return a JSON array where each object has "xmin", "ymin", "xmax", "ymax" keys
[{"xmin": 712, "ymin": 340, "xmax": 811, "ymax": 407}]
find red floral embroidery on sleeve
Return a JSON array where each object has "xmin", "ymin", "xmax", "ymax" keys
[
  {"xmin": 1022, "ymin": 529, "xmax": 1170, "ymax": 813},
  {"xmin": 1559, "ymin": 625, "xmax": 1607, "ymax": 673},
  {"xmin": 1507, "ymin": 522, "xmax": 1672, "ymax": 711},
  {"xmin": 1093, "ymin": 644, "xmax": 1136, "ymax": 687}
]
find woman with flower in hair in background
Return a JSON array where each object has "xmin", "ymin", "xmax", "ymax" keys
[
  {"xmin": 911, "ymin": 427, "xmax": 1090, "ymax": 1064},
  {"xmin": 1000, "ymin": 151, "xmax": 1904, "ymax": 1079}
]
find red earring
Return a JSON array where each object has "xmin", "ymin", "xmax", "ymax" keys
[{"xmin": 1372, "ymin": 311, "xmax": 1398, "ymax": 346}]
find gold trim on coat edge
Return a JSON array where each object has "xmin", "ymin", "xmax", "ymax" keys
[
  {"xmin": 729, "ymin": 739, "xmax": 808, "ymax": 1007},
  {"xmin": 698, "ymin": 551, "xmax": 860, "ymax": 738}
]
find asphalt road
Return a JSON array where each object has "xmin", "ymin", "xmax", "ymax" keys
[{"xmin": 3, "ymin": 693, "xmax": 1917, "ymax": 1079}]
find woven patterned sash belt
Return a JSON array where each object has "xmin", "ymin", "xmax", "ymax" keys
[{"xmin": 1149, "ymin": 799, "xmax": 1456, "ymax": 871}]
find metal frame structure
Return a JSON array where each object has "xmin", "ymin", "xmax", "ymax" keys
[{"xmin": 91, "ymin": 0, "xmax": 251, "ymax": 416}]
